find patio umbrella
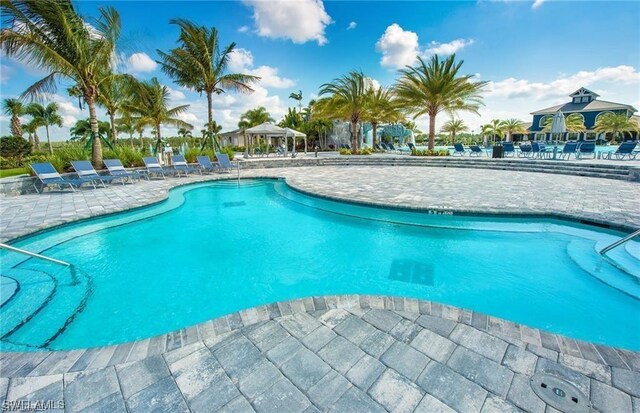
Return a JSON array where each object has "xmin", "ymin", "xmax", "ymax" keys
[
  {"xmin": 550, "ymin": 111, "xmax": 566, "ymax": 142},
  {"xmin": 283, "ymin": 127, "xmax": 306, "ymax": 156}
]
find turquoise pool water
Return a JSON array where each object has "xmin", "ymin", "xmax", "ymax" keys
[{"xmin": 1, "ymin": 179, "xmax": 638, "ymax": 351}]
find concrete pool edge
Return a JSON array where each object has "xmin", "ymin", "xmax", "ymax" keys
[{"xmin": 1, "ymin": 294, "xmax": 639, "ymax": 378}]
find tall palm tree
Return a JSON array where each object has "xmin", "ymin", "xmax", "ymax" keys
[
  {"xmin": 2, "ymin": 98, "xmax": 25, "ymax": 138},
  {"xmin": 501, "ymin": 118, "xmax": 528, "ymax": 142},
  {"xmin": 241, "ymin": 106, "xmax": 275, "ymax": 127},
  {"xmin": 124, "ymin": 77, "xmax": 192, "ymax": 152},
  {"xmin": 157, "ymin": 19, "xmax": 259, "ymax": 150},
  {"xmin": 594, "ymin": 112, "xmax": 639, "ymax": 142},
  {"xmin": 25, "ymin": 102, "xmax": 62, "ymax": 154},
  {"xmin": 394, "ymin": 55, "xmax": 487, "ymax": 150},
  {"xmin": 289, "ymin": 90, "xmax": 303, "ymax": 113},
  {"xmin": 365, "ymin": 86, "xmax": 402, "ymax": 147},
  {"xmin": 97, "ymin": 75, "xmax": 132, "ymax": 145},
  {"xmin": 24, "ymin": 118, "xmax": 41, "ymax": 150},
  {"xmin": 481, "ymin": 119, "xmax": 504, "ymax": 145},
  {"xmin": 0, "ymin": 0, "xmax": 121, "ymax": 166},
  {"xmin": 441, "ymin": 119, "xmax": 468, "ymax": 145},
  {"xmin": 317, "ymin": 71, "xmax": 369, "ymax": 151}
]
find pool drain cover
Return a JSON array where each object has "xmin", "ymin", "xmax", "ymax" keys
[{"xmin": 530, "ymin": 372, "xmax": 591, "ymax": 413}]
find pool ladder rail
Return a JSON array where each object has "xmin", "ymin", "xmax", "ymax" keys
[
  {"xmin": 0, "ymin": 243, "xmax": 70, "ymax": 267},
  {"xmin": 599, "ymin": 228, "xmax": 640, "ymax": 255}
]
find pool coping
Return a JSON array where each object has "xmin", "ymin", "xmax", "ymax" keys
[
  {"xmin": 1, "ymin": 172, "xmax": 639, "ymax": 377},
  {"xmin": 1, "ymin": 294, "xmax": 638, "ymax": 378}
]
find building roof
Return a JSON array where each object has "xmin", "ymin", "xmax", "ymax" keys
[
  {"xmin": 219, "ymin": 129, "xmax": 242, "ymax": 138},
  {"xmin": 530, "ymin": 99, "xmax": 637, "ymax": 115},
  {"xmin": 569, "ymin": 87, "xmax": 599, "ymax": 98}
]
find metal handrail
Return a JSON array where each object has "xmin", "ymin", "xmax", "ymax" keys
[
  {"xmin": 0, "ymin": 243, "xmax": 70, "ymax": 267},
  {"xmin": 600, "ymin": 229, "xmax": 640, "ymax": 255}
]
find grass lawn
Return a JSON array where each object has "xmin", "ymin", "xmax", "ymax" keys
[{"xmin": 0, "ymin": 168, "xmax": 29, "ymax": 178}]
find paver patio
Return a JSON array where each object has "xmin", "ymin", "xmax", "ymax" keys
[{"xmin": 1, "ymin": 164, "xmax": 639, "ymax": 412}]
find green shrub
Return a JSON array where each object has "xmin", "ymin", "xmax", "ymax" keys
[
  {"xmin": 339, "ymin": 148, "xmax": 351, "ymax": 155},
  {"xmin": 340, "ymin": 147, "xmax": 372, "ymax": 155},
  {"xmin": 0, "ymin": 156, "xmax": 19, "ymax": 169},
  {"xmin": 103, "ymin": 146, "xmax": 144, "ymax": 167},
  {"xmin": 46, "ymin": 143, "xmax": 89, "ymax": 171},
  {"xmin": 219, "ymin": 146, "xmax": 235, "ymax": 161},
  {"xmin": 0, "ymin": 136, "xmax": 32, "ymax": 161},
  {"xmin": 411, "ymin": 148, "xmax": 449, "ymax": 156}
]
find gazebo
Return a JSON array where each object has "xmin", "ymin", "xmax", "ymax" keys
[{"xmin": 243, "ymin": 122, "xmax": 307, "ymax": 157}]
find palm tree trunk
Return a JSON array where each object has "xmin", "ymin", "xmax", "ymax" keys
[
  {"xmin": 34, "ymin": 132, "xmax": 40, "ymax": 150},
  {"xmin": 428, "ymin": 114, "xmax": 436, "ymax": 150},
  {"xmin": 109, "ymin": 112, "xmax": 117, "ymax": 144},
  {"xmin": 28, "ymin": 133, "xmax": 35, "ymax": 150},
  {"xmin": 88, "ymin": 97, "xmax": 103, "ymax": 167},
  {"xmin": 139, "ymin": 131, "xmax": 144, "ymax": 151},
  {"xmin": 45, "ymin": 125, "xmax": 53, "ymax": 155},
  {"xmin": 351, "ymin": 121, "xmax": 358, "ymax": 152},
  {"xmin": 11, "ymin": 116, "xmax": 22, "ymax": 138},
  {"xmin": 155, "ymin": 124, "xmax": 162, "ymax": 156},
  {"xmin": 372, "ymin": 123, "xmax": 378, "ymax": 148},
  {"xmin": 130, "ymin": 132, "xmax": 134, "ymax": 149},
  {"xmin": 207, "ymin": 92, "xmax": 214, "ymax": 150},
  {"xmin": 452, "ymin": 131, "xmax": 456, "ymax": 145}
]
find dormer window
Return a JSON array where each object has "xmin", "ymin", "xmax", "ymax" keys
[
  {"xmin": 573, "ymin": 98, "xmax": 581, "ymax": 103},
  {"xmin": 581, "ymin": 96, "xmax": 590, "ymax": 103}
]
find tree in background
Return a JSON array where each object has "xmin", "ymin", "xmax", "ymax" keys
[
  {"xmin": 2, "ymin": 98, "xmax": 25, "ymax": 138},
  {"xmin": 501, "ymin": 118, "xmax": 528, "ymax": 142},
  {"xmin": 364, "ymin": 85, "xmax": 402, "ymax": 148},
  {"xmin": 594, "ymin": 112, "xmax": 639, "ymax": 142},
  {"xmin": 1, "ymin": 0, "xmax": 121, "ymax": 166},
  {"xmin": 317, "ymin": 71, "xmax": 369, "ymax": 151},
  {"xmin": 289, "ymin": 90, "xmax": 303, "ymax": 113},
  {"xmin": 441, "ymin": 119, "xmax": 468, "ymax": 145},
  {"xmin": 157, "ymin": 19, "xmax": 259, "ymax": 150},
  {"xmin": 25, "ymin": 102, "xmax": 62, "ymax": 154},
  {"xmin": 394, "ymin": 55, "xmax": 486, "ymax": 150}
]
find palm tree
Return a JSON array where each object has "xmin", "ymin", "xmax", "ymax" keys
[
  {"xmin": 2, "ymin": 98, "xmax": 25, "ymax": 138},
  {"xmin": 317, "ymin": 71, "xmax": 369, "ymax": 151},
  {"xmin": 70, "ymin": 119, "xmax": 111, "ymax": 146},
  {"xmin": 241, "ymin": 106, "xmax": 275, "ymax": 127},
  {"xmin": 177, "ymin": 127, "xmax": 193, "ymax": 139},
  {"xmin": 0, "ymin": 0, "xmax": 121, "ymax": 166},
  {"xmin": 279, "ymin": 108, "xmax": 303, "ymax": 129},
  {"xmin": 394, "ymin": 55, "xmax": 487, "ymax": 150},
  {"xmin": 289, "ymin": 90, "xmax": 303, "ymax": 113},
  {"xmin": 481, "ymin": 120, "xmax": 504, "ymax": 145},
  {"xmin": 501, "ymin": 118, "xmax": 528, "ymax": 142},
  {"xmin": 25, "ymin": 102, "xmax": 62, "ymax": 154},
  {"xmin": 24, "ymin": 118, "xmax": 41, "ymax": 150},
  {"xmin": 594, "ymin": 112, "xmax": 639, "ymax": 142},
  {"xmin": 365, "ymin": 86, "xmax": 402, "ymax": 147},
  {"xmin": 441, "ymin": 119, "xmax": 468, "ymax": 145},
  {"xmin": 157, "ymin": 19, "xmax": 259, "ymax": 150},
  {"xmin": 238, "ymin": 119, "xmax": 250, "ymax": 156},
  {"xmin": 542, "ymin": 113, "xmax": 586, "ymax": 134},
  {"xmin": 124, "ymin": 77, "xmax": 192, "ymax": 152},
  {"xmin": 97, "ymin": 75, "xmax": 132, "ymax": 144}
]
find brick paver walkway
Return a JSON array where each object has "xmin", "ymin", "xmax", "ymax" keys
[{"xmin": 1, "ymin": 166, "xmax": 639, "ymax": 412}]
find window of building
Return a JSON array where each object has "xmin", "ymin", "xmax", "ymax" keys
[
  {"xmin": 581, "ymin": 96, "xmax": 590, "ymax": 103},
  {"xmin": 573, "ymin": 98, "xmax": 581, "ymax": 103}
]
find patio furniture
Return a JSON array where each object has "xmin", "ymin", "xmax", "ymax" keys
[
  {"xmin": 171, "ymin": 155, "xmax": 199, "ymax": 176},
  {"xmin": 604, "ymin": 141, "xmax": 638, "ymax": 160},
  {"xmin": 531, "ymin": 142, "xmax": 551, "ymax": 159},
  {"xmin": 453, "ymin": 143, "xmax": 466, "ymax": 156},
  {"xmin": 196, "ymin": 156, "xmax": 219, "ymax": 173},
  {"xmin": 71, "ymin": 160, "xmax": 126, "ymax": 187},
  {"xmin": 216, "ymin": 152, "xmax": 238, "ymax": 173},
  {"xmin": 30, "ymin": 162, "xmax": 96, "ymax": 193},
  {"xmin": 576, "ymin": 142, "xmax": 596, "ymax": 159},
  {"xmin": 558, "ymin": 142, "xmax": 579, "ymax": 160},
  {"xmin": 143, "ymin": 157, "xmax": 171, "ymax": 179},
  {"xmin": 518, "ymin": 144, "xmax": 532, "ymax": 158},
  {"xmin": 104, "ymin": 159, "xmax": 148, "ymax": 182},
  {"xmin": 469, "ymin": 145, "xmax": 483, "ymax": 156},
  {"xmin": 502, "ymin": 142, "xmax": 515, "ymax": 157}
]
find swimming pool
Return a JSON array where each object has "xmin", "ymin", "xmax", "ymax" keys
[{"xmin": 1, "ymin": 179, "xmax": 638, "ymax": 351}]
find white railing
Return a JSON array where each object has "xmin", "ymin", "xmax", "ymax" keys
[
  {"xmin": 600, "ymin": 229, "xmax": 640, "ymax": 255},
  {"xmin": 0, "ymin": 243, "xmax": 70, "ymax": 266}
]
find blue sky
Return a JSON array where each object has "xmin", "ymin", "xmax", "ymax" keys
[{"xmin": 1, "ymin": 0, "xmax": 639, "ymax": 139}]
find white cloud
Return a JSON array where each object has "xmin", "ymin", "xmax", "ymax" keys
[
  {"xmin": 376, "ymin": 24, "xmax": 419, "ymax": 69},
  {"xmin": 425, "ymin": 39, "xmax": 475, "ymax": 56},
  {"xmin": 61, "ymin": 115, "xmax": 78, "ymax": 128},
  {"xmin": 167, "ymin": 87, "xmax": 186, "ymax": 101},
  {"xmin": 178, "ymin": 112, "xmax": 199, "ymax": 124},
  {"xmin": 532, "ymin": 0, "xmax": 545, "ymax": 9},
  {"xmin": 0, "ymin": 64, "xmax": 13, "ymax": 84},
  {"xmin": 347, "ymin": 21, "xmax": 357, "ymax": 30},
  {"xmin": 238, "ymin": 25, "xmax": 250, "ymax": 33},
  {"xmin": 243, "ymin": 0, "xmax": 332, "ymax": 45},
  {"xmin": 127, "ymin": 52, "xmax": 157, "ymax": 73},
  {"xmin": 228, "ymin": 48, "xmax": 295, "ymax": 89},
  {"xmin": 487, "ymin": 65, "xmax": 640, "ymax": 99}
]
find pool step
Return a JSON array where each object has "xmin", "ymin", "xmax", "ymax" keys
[
  {"xmin": 0, "ymin": 268, "xmax": 57, "ymax": 340},
  {"xmin": 603, "ymin": 241, "xmax": 640, "ymax": 279},
  {"xmin": 567, "ymin": 240, "xmax": 640, "ymax": 300},
  {"xmin": 2, "ymin": 263, "xmax": 93, "ymax": 349}
]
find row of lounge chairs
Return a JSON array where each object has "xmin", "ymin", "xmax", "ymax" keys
[
  {"xmin": 453, "ymin": 141, "xmax": 638, "ymax": 160},
  {"xmin": 30, "ymin": 153, "xmax": 237, "ymax": 193}
]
